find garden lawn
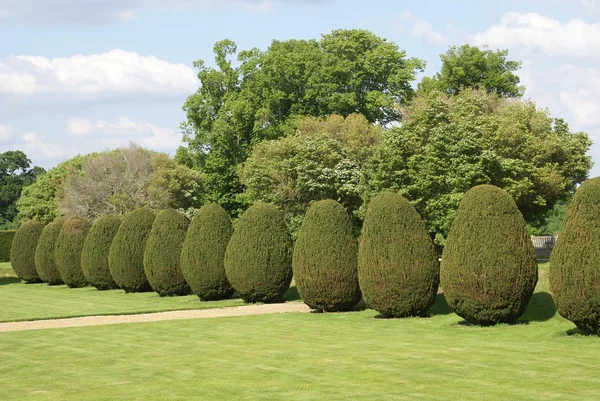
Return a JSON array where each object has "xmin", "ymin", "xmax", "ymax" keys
[{"xmin": 1, "ymin": 263, "xmax": 599, "ymax": 400}]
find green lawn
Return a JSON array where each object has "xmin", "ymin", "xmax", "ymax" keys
[
  {"xmin": 1, "ymin": 262, "xmax": 598, "ymax": 400},
  {"xmin": 0, "ymin": 262, "xmax": 298, "ymax": 322}
]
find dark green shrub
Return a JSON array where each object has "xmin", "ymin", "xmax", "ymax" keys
[
  {"xmin": 292, "ymin": 199, "xmax": 360, "ymax": 311},
  {"xmin": 143, "ymin": 209, "xmax": 191, "ymax": 296},
  {"xmin": 550, "ymin": 177, "xmax": 600, "ymax": 335},
  {"xmin": 108, "ymin": 208, "xmax": 155, "ymax": 293},
  {"xmin": 181, "ymin": 204, "xmax": 234, "ymax": 301},
  {"xmin": 440, "ymin": 185, "xmax": 537, "ymax": 326},
  {"xmin": 0, "ymin": 230, "xmax": 16, "ymax": 262},
  {"xmin": 225, "ymin": 203, "xmax": 292, "ymax": 303},
  {"xmin": 35, "ymin": 220, "xmax": 65, "ymax": 285},
  {"xmin": 81, "ymin": 215, "xmax": 122, "ymax": 290},
  {"xmin": 54, "ymin": 217, "xmax": 92, "ymax": 288},
  {"xmin": 358, "ymin": 192, "xmax": 439, "ymax": 317},
  {"xmin": 10, "ymin": 221, "xmax": 44, "ymax": 283}
]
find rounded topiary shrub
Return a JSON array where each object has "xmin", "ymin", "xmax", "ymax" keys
[
  {"xmin": 180, "ymin": 203, "xmax": 234, "ymax": 301},
  {"xmin": 550, "ymin": 177, "xmax": 600, "ymax": 335},
  {"xmin": 225, "ymin": 203, "xmax": 293, "ymax": 303},
  {"xmin": 55, "ymin": 217, "xmax": 92, "ymax": 288},
  {"xmin": 35, "ymin": 219, "xmax": 65, "ymax": 285},
  {"xmin": 81, "ymin": 215, "xmax": 122, "ymax": 290},
  {"xmin": 440, "ymin": 185, "xmax": 537, "ymax": 326},
  {"xmin": 143, "ymin": 209, "xmax": 191, "ymax": 296},
  {"xmin": 292, "ymin": 199, "xmax": 360, "ymax": 311},
  {"xmin": 10, "ymin": 220, "xmax": 44, "ymax": 283},
  {"xmin": 108, "ymin": 208, "xmax": 155, "ymax": 293},
  {"xmin": 358, "ymin": 192, "xmax": 439, "ymax": 317}
]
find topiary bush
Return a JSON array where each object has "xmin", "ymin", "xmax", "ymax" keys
[
  {"xmin": 54, "ymin": 217, "xmax": 92, "ymax": 288},
  {"xmin": 292, "ymin": 199, "xmax": 360, "ymax": 311},
  {"xmin": 143, "ymin": 209, "xmax": 191, "ymax": 296},
  {"xmin": 81, "ymin": 215, "xmax": 122, "ymax": 290},
  {"xmin": 358, "ymin": 192, "xmax": 439, "ymax": 317},
  {"xmin": 225, "ymin": 203, "xmax": 293, "ymax": 303},
  {"xmin": 0, "ymin": 230, "xmax": 16, "ymax": 262},
  {"xmin": 440, "ymin": 185, "xmax": 537, "ymax": 326},
  {"xmin": 550, "ymin": 177, "xmax": 600, "ymax": 335},
  {"xmin": 10, "ymin": 221, "xmax": 44, "ymax": 283},
  {"xmin": 35, "ymin": 219, "xmax": 65, "ymax": 285},
  {"xmin": 180, "ymin": 203, "xmax": 234, "ymax": 301},
  {"xmin": 108, "ymin": 208, "xmax": 155, "ymax": 293}
]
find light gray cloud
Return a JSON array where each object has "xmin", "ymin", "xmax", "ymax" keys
[{"xmin": 396, "ymin": 12, "xmax": 450, "ymax": 46}]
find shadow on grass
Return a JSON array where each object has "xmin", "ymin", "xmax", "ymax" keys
[
  {"xmin": 283, "ymin": 285, "xmax": 300, "ymax": 302},
  {"xmin": 565, "ymin": 328, "xmax": 600, "ymax": 337},
  {"xmin": 520, "ymin": 292, "xmax": 557, "ymax": 323},
  {"xmin": 0, "ymin": 277, "xmax": 21, "ymax": 285},
  {"xmin": 430, "ymin": 293, "xmax": 453, "ymax": 316}
]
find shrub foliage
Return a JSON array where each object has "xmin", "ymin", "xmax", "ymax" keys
[
  {"xmin": 180, "ymin": 203, "xmax": 234, "ymax": 300},
  {"xmin": 358, "ymin": 192, "xmax": 439, "ymax": 317},
  {"xmin": 0, "ymin": 230, "xmax": 16, "ymax": 262},
  {"xmin": 225, "ymin": 203, "xmax": 293, "ymax": 303},
  {"xmin": 143, "ymin": 209, "xmax": 191, "ymax": 296},
  {"xmin": 35, "ymin": 219, "xmax": 65, "ymax": 285},
  {"xmin": 108, "ymin": 208, "xmax": 155, "ymax": 293},
  {"xmin": 81, "ymin": 215, "xmax": 122, "ymax": 290},
  {"xmin": 550, "ymin": 177, "xmax": 600, "ymax": 335},
  {"xmin": 10, "ymin": 220, "xmax": 44, "ymax": 283},
  {"xmin": 292, "ymin": 199, "xmax": 360, "ymax": 311},
  {"xmin": 55, "ymin": 217, "xmax": 92, "ymax": 288},
  {"xmin": 440, "ymin": 185, "xmax": 537, "ymax": 325}
]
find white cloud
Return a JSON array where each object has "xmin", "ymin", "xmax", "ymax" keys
[
  {"xmin": 22, "ymin": 132, "xmax": 63, "ymax": 159},
  {"xmin": 0, "ymin": 124, "xmax": 13, "ymax": 140},
  {"xmin": 474, "ymin": 12, "xmax": 600, "ymax": 57},
  {"xmin": 66, "ymin": 118, "xmax": 93, "ymax": 136},
  {"xmin": 0, "ymin": 50, "xmax": 197, "ymax": 98},
  {"xmin": 397, "ymin": 12, "xmax": 450, "ymax": 46}
]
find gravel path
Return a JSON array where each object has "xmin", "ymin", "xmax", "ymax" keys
[{"xmin": 0, "ymin": 302, "xmax": 311, "ymax": 333}]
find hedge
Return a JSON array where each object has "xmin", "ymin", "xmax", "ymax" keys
[
  {"xmin": 180, "ymin": 203, "xmax": 234, "ymax": 301},
  {"xmin": 35, "ymin": 219, "xmax": 66, "ymax": 285},
  {"xmin": 0, "ymin": 230, "xmax": 16, "ymax": 262},
  {"xmin": 440, "ymin": 185, "xmax": 537, "ymax": 326},
  {"xmin": 225, "ymin": 203, "xmax": 293, "ymax": 303},
  {"xmin": 143, "ymin": 209, "xmax": 191, "ymax": 296},
  {"xmin": 10, "ymin": 221, "xmax": 44, "ymax": 283},
  {"xmin": 358, "ymin": 192, "xmax": 439, "ymax": 317},
  {"xmin": 81, "ymin": 215, "xmax": 122, "ymax": 290},
  {"xmin": 292, "ymin": 199, "xmax": 360, "ymax": 311},
  {"xmin": 55, "ymin": 217, "xmax": 92, "ymax": 288}
]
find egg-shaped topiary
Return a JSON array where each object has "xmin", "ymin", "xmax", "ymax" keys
[
  {"xmin": 143, "ymin": 209, "xmax": 191, "ymax": 296},
  {"xmin": 180, "ymin": 203, "xmax": 234, "ymax": 301},
  {"xmin": 358, "ymin": 192, "xmax": 439, "ymax": 317},
  {"xmin": 440, "ymin": 185, "xmax": 537, "ymax": 326},
  {"xmin": 10, "ymin": 220, "xmax": 44, "ymax": 283},
  {"xmin": 225, "ymin": 203, "xmax": 293, "ymax": 303},
  {"xmin": 54, "ymin": 217, "xmax": 92, "ymax": 288},
  {"xmin": 292, "ymin": 199, "xmax": 360, "ymax": 311},
  {"xmin": 550, "ymin": 177, "xmax": 600, "ymax": 335},
  {"xmin": 35, "ymin": 219, "xmax": 65, "ymax": 285},
  {"xmin": 108, "ymin": 208, "xmax": 155, "ymax": 293},
  {"xmin": 81, "ymin": 215, "xmax": 122, "ymax": 290}
]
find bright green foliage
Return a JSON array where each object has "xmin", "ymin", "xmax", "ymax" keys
[
  {"xmin": 143, "ymin": 209, "xmax": 191, "ymax": 296},
  {"xmin": 54, "ymin": 217, "xmax": 91, "ymax": 288},
  {"xmin": 180, "ymin": 203, "xmax": 234, "ymax": 300},
  {"xmin": 81, "ymin": 215, "xmax": 122, "ymax": 290},
  {"xmin": 0, "ymin": 230, "xmax": 16, "ymax": 262},
  {"xmin": 292, "ymin": 200, "xmax": 360, "ymax": 311},
  {"xmin": 34, "ymin": 219, "xmax": 65, "ymax": 285},
  {"xmin": 441, "ymin": 185, "xmax": 537, "ymax": 325},
  {"xmin": 225, "ymin": 203, "xmax": 293, "ymax": 302},
  {"xmin": 108, "ymin": 208, "xmax": 155, "ymax": 293},
  {"xmin": 549, "ymin": 177, "xmax": 600, "ymax": 335},
  {"xmin": 358, "ymin": 192, "xmax": 439, "ymax": 317},
  {"xmin": 418, "ymin": 45, "xmax": 523, "ymax": 98},
  {"xmin": 10, "ymin": 220, "xmax": 44, "ymax": 283}
]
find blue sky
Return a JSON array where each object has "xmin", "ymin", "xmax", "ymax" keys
[{"xmin": 1, "ymin": 0, "xmax": 599, "ymax": 175}]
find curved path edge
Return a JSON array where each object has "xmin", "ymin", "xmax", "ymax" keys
[{"xmin": 0, "ymin": 302, "xmax": 311, "ymax": 333}]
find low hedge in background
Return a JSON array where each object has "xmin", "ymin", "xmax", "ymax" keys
[
  {"xmin": 55, "ymin": 217, "xmax": 92, "ymax": 288},
  {"xmin": 35, "ymin": 219, "xmax": 65, "ymax": 285},
  {"xmin": 180, "ymin": 203, "xmax": 234, "ymax": 301},
  {"xmin": 143, "ymin": 209, "xmax": 191, "ymax": 296},
  {"xmin": 0, "ymin": 230, "xmax": 16, "ymax": 262},
  {"xmin": 81, "ymin": 215, "xmax": 122, "ymax": 290},
  {"xmin": 10, "ymin": 221, "xmax": 44, "ymax": 283}
]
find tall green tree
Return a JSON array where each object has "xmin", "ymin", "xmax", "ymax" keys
[
  {"xmin": 181, "ymin": 29, "xmax": 424, "ymax": 214},
  {"xmin": 418, "ymin": 45, "xmax": 523, "ymax": 97}
]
